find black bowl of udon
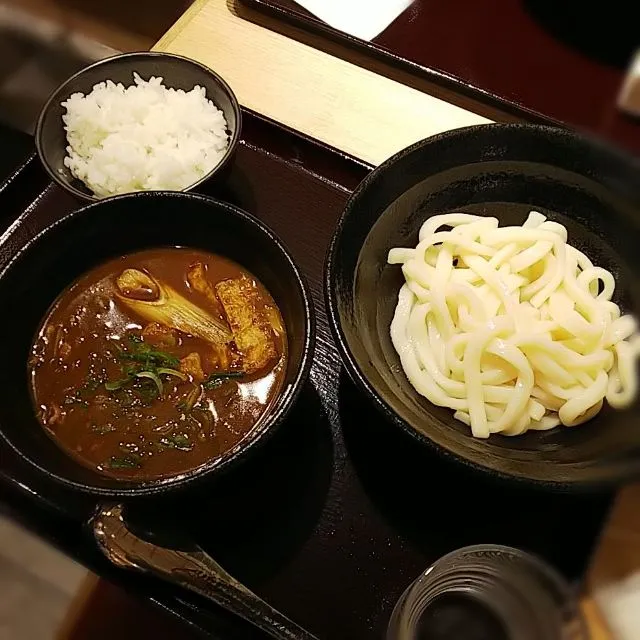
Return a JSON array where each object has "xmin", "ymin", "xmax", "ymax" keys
[
  {"xmin": 0, "ymin": 191, "xmax": 314, "ymax": 497},
  {"xmin": 326, "ymin": 123, "xmax": 640, "ymax": 489}
]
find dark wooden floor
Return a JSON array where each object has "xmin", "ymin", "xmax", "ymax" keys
[
  {"xmin": 0, "ymin": 0, "xmax": 192, "ymax": 133},
  {"xmin": 10, "ymin": 0, "xmax": 190, "ymax": 51},
  {"xmin": 0, "ymin": 3, "xmax": 117, "ymax": 132},
  {"xmin": 0, "ymin": 515, "xmax": 86, "ymax": 640}
]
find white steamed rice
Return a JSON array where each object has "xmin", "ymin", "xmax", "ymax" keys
[{"xmin": 62, "ymin": 73, "xmax": 229, "ymax": 198}]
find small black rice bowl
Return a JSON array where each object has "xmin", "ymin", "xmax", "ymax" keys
[
  {"xmin": 0, "ymin": 192, "xmax": 314, "ymax": 497},
  {"xmin": 326, "ymin": 123, "xmax": 640, "ymax": 489},
  {"xmin": 35, "ymin": 51, "xmax": 242, "ymax": 201}
]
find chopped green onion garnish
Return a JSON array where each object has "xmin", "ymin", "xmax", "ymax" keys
[
  {"xmin": 203, "ymin": 370, "xmax": 245, "ymax": 390},
  {"xmin": 159, "ymin": 433, "xmax": 193, "ymax": 451},
  {"xmin": 135, "ymin": 370, "xmax": 163, "ymax": 397},
  {"xmin": 177, "ymin": 384, "xmax": 202, "ymax": 413},
  {"xmin": 106, "ymin": 454, "xmax": 141, "ymax": 469},
  {"xmin": 105, "ymin": 378, "xmax": 131, "ymax": 391},
  {"xmin": 157, "ymin": 367, "xmax": 188, "ymax": 381}
]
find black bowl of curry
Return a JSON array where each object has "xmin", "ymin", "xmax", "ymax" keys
[{"xmin": 0, "ymin": 191, "xmax": 314, "ymax": 496}]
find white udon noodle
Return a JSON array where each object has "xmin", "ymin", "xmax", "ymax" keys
[{"xmin": 388, "ymin": 212, "xmax": 640, "ymax": 438}]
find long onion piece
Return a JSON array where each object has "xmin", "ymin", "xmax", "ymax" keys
[
  {"xmin": 135, "ymin": 371, "xmax": 163, "ymax": 397},
  {"xmin": 115, "ymin": 269, "xmax": 232, "ymax": 344}
]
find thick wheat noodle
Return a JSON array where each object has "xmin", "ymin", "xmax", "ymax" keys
[{"xmin": 388, "ymin": 211, "xmax": 640, "ymax": 438}]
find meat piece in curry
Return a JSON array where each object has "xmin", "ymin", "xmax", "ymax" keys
[
  {"xmin": 179, "ymin": 352, "xmax": 205, "ymax": 383},
  {"xmin": 141, "ymin": 322, "xmax": 177, "ymax": 349},
  {"xmin": 28, "ymin": 248, "xmax": 287, "ymax": 480},
  {"xmin": 187, "ymin": 262, "xmax": 219, "ymax": 308}
]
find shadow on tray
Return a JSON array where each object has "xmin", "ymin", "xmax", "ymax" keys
[
  {"xmin": 338, "ymin": 372, "xmax": 613, "ymax": 581},
  {"xmin": 125, "ymin": 382, "xmax": 334, "ymax": 588},
  {"xmin": 202, "ymin": 160, "xmax": 259, "ymax": 214}
]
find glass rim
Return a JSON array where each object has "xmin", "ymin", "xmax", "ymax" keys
[
  {"xmin": 388, "ymin": 544, "xmax": 588, "ymax": 640},
  {"xmin": 409, "ymin": 543, "xmax": 574, "ymax": 592}
]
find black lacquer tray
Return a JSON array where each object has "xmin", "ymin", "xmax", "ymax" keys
[
  {"xmin": 0, "ymin": 111, "xmax": 612, "ymax": 639},
  {"xmin": 0, "ymin": 122, "xmax": 36, "ymax": 224}
]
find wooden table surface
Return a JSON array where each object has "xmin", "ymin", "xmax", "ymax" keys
[{"xmin": 151, "ymin": 1, "xmax": 640, "ymax": 638}]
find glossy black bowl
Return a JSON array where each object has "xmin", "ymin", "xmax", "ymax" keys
[
  {"xmin": 0, "ymin": 192, "xmax": 314, "ymax": 497},
  {"xmin": 326, "ymin": 123, "xmax": 640, "ymax": 489},
  {"xmin": 35, "ymin": 52, "xmax": 242, "ymax": 201}
]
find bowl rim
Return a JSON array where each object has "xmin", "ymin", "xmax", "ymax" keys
[
  {"xmin": 34, "ymin": 51, "xmax": 243, "ymax": 202},
  {"xmin": 0, "ymin": 190, "xmax": 315, "ymax": 497},
  {"xmin": 325, "ymin": 122, "xmax": 640, "ymax": 490}
]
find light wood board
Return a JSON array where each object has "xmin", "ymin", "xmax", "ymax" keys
[{"xmin": 154, "ymin": 0, "xmax": 489, "ymax": 167}]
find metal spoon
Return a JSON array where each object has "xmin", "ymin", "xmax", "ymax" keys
[{"xmin": 91, "ymin": 503, "xmax": 319, "ymax": 640}]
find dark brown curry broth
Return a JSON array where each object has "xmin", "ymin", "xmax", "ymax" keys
[{"xmin": 28, "ymin": 248, "xmax": 287, "ymax": 480}]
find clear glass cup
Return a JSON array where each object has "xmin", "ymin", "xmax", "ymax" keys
[{"xmin": 387, "ymin": 544, "xmax": 588, "ymax": 640}]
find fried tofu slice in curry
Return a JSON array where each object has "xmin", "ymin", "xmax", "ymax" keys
[
  {"xmin": 211, "ymin": 343, "xmax": 243, "ymax": 371},
  {"xmin": 215, "ymin": 276, "xmax": 277, "ymax": 373}
]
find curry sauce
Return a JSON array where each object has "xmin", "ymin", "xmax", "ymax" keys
[{"xmin": 28, "ymin": 248, "xmax": 287, "ymax": 480}]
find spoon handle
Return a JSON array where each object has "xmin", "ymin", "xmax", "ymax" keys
[{"xmin": 91, "ymin": 504, "xmax": 319, "ymax": 640}]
